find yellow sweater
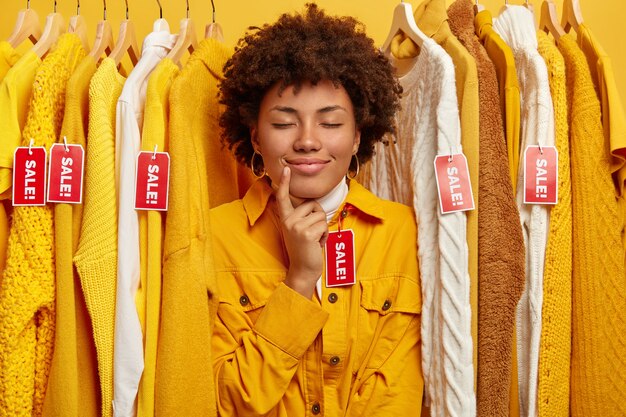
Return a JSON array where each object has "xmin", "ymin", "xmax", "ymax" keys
[
  {"xmin": 0, "ymin": 33, "xmax": 85, "ymax": 417},
  {"xmin": 136, "ymin": 57, "xmax": 179, "ymax": 417},
  {"xmin": 42, "ymin": 56, "xmax": 100, "ymax": 417},
  {"xmin": 536, "ymin": 31, "xmax": 572, "ymax": 417},
  {"xmin": 558, "ymin": 34, "xmax": 626, "ymax": 417},
  {"xmin": 156, "ymin": 39, "xmax": 253, "ymax": 417},
  {"xmin": 0, "ymin": 41, "xmax": 21, "ymax": 77},
  {"xmin": 73, "ymin": 58, "xmax": 125, "ymax": 417}
]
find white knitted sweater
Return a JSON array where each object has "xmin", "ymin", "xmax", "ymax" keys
[
  {"xmin": 370, "ymin": 37, "xmax": 475, "ymax": 417},
  {"xmin": 494, "ymin": 6, "xmax": 554, "ymax": 417}
]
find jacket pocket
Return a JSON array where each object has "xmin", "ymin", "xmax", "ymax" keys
[{"xmin": 355, "ymin": 275, "xmax": 421, "ymax": 371}]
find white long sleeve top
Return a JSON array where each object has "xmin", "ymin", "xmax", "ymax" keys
[
  {"xmin": 493, "ymin": 6, "xmax": 555, "ymax": 417},
  {"xmin": 113, "ymin": 21, "xmax": 177, "ymax": 417},
  {"xmin": 369, "ymin": 36, "xmax": 475, "ymax": 417}
]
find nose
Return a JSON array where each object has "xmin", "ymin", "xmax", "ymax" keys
[{"xmin": 293, "ymin": 121, "xmax": 321, "ymax": 152}]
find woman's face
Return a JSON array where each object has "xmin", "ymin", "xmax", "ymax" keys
[{"xmin": 251, "ymin": 79, "xmax": 361, "ymax": 201}]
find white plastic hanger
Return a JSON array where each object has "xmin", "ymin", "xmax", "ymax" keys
[
  {"xmin": 89, "ymin": 0, "xmax": 115, "ymax": 62},
  {"xmin": 32, "ymin": 0, "xmax": 66, "ymax": 59},
  {"xmin": 205, "ymin": 0, "xmax": 224, "ymax": 41},
  {"xmin": 109, "ymin": 0, "xmax": 140, "ymax": 67},
  {"xmin": 562, "ymin": 0, "xmax": 583, "ymax": 33},
  {"xmin": 539, "ymin": 0, "xmax": 566, "ymax": 39},
  {"xmin": 167, "ymin": 0, "xmax": 198, "ymax": 64},
  {"xmin": 382, "ymin": 1, "xmax": 428, "ymax": 56},
  {"xmin": 68, "ymin": 0, "xmax": 90, "ymax": 51},
  {"xmin": 7, "ymin": 0, "xmax": 42, "ymax": 48}
]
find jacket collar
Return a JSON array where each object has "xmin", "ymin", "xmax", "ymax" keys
[{"xmin": 242, "ymin": 178, "xmax": 385, "ymax": 227}]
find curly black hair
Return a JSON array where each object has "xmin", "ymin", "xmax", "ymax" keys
[{"xmin": 218, "ymin": 3, "xmax": 402, "ymax": 168}]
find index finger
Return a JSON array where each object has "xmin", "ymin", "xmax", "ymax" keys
[{"xmin": 275, "ymin": 166, "xmax": 294, "ymax": 219}]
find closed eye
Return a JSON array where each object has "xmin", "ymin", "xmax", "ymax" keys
[
  {"xmin": 272, "ymin": 123, "xmax": 296, "ymax": 129},
  {"xmin": 321, "ymin": 123, "xmax": 343, "ymax": 128}
]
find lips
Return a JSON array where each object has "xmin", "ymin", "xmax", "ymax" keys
[{"xmin": 285, "ymin": 158, "xmax": 330, "ymax": 175}]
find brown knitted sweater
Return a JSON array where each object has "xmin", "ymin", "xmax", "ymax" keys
[{"xmin": 448, "ymin": 1, "xmax": 525, "ymax": 416}]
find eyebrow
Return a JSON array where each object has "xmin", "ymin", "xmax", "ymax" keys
[{"xmin": 269, "ymin": 105, "xmax": 347, "ymax": 114}]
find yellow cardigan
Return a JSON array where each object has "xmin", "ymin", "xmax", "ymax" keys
[
  {"xmin": 536, "ymin": 31, "xmax": 572, "ymax": 417},
  {"xmin": 558, "ymin": 34, "xmax": 626, "ymax": 417},
  {"xmin": 0, "ymin": 33, "xmax": 85, "ymax": 417},
  {"xmin": 136, "ymin": 57, "xmax": 179, "ymax": 417},
  {"xmin": 73, "ymin": 57, "xmax": 126, "ymax": 417}
]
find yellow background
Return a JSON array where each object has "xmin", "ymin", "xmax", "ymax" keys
[{"xmin": 1, "ymin": 0, "xmax": 624, "ymax": 104}]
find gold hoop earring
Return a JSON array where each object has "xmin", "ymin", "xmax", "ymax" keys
[
  {"xmin": 250, "ymin": 150, "xmax": 266, "ymax": 179},
  {"xmin": 347, "ymin": 154, "xmax": 360, "ymax": 180}
]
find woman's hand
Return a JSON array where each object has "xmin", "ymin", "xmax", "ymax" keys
[{"xmin": 275, "ymin": 167, "xmax": 328, "ymax": 299}]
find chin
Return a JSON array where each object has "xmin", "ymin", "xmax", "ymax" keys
[{"xmin": 289, "ymin": 177, "xmax": 338, "ymax": 200}]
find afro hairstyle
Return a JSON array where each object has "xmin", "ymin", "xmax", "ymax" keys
[{"xmin": 218, "ymin": 3, "xmax": 402, "ymax": 168}]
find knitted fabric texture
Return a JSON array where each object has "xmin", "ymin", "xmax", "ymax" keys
[
  {"xmin": 73, "ymin": 57, "xmax": 125, "ymax": 417},
  {"xmin": 0, "ymin": 33, "xmax": 85, "ymax": 417},
  {"xmin": 448, "ymin": 2, "xmax": 525, "ymax": 416},
  {"xmin": 536, "ymin": 31, "xmax": 572, "ymax": 417},
  {"xmin": 156, "ymin": 39, "xmax": 248, "ymax": 417},
  {"xmin": 494, "ymin": 8, "xmax": 555, "ymax": 417},
  {"xmin": 42, "ymin": 56, "xmax": 101, "ymax": 417},
  {"xmin": 137, "ymin": 57, "xmax": 179, "ymax": 417},
  {"xmin": 368, "ymin": 35, "xmax": 474, "ymax": 417},
  {"xmin": 557, "ymin": 34, "xmax": 626, "ymax": 417}
]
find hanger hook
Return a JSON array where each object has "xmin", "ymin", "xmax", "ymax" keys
[
  {"xmin": 77, "ymin": 0, "xmax": 80, "ymax": 15},
  {"xmin": 125, "ymin": 0, "xmax": 129, "ymax": 19},
  {"xmin": 186, "ymin": 0, "xmax": 190, "ymax": 19},
  {"xmin": 27, "ymin": 0, "xmax": 31, "ymax": 9},
  {"xmin": 156, "ymin": 0, "xmax": 162, "ymax": 19},
  {"xmin": 103, "ymin": 0, "xmax": 107, "ymax": 20},
  {"xmin": 54, "ymin": 0, "xmax": 57, "ymax": 13},
  {"xmin": 211, "ymin": 0, "xmax": 216, "ymax": 23}
]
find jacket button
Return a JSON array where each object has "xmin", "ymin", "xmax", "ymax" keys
[
  {"xmin": 328, "ymin": 293, "xmax": 338, "ymax": 303},
  {"xmin": 340, "ymin": 209, "xmax": 348, "ymax": 218},
  {"xmin": 311, "ymin": 402, "xmax": 321, "ymax": 414},
  {"xmin": 382, "ymin": 300, "xmax": 392, "ymax": 311},
  {"xmin": 239, "ymin": 295, "xmax": 249, "ymax": 306},
  {"xmin": 329, "ymin": 356, "xmax": 340, "ymax": 366}
]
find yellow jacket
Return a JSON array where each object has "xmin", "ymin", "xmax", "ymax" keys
[
  {"xmin": 42, "ymin": 56, "xmax": 100, "ymax": 417},
  {"xmin": 0, "ymin": 33, "xmax": 85, "ymax": 417},
  {"xmin": 558, "ymin": 34, "xmax": 626, "ymax": 417},
  {"xmin": 137, "ymin": 57, "xmax": 179, "ymax": 417},
  {"xmin": 211, "ymin": 179, "xmax": 423, "ymax": 416}
]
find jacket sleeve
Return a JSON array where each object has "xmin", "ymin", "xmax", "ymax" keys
[{"xmin": 213, "ymin": 283, "xmax": 329, "ymax": 416}]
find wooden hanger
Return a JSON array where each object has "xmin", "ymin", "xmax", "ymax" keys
[
  {"xmin": 539, "ymin": 0, "xmax": 566, "ymax": 40},
  {"xmin": 562, "ymin": 0, "xmax": 583, "ymax": 33},
  {"xmin": 7, "ymin": 1, "xmax": 42, "ymax": 48},
  {"xmin": 523, "ymin": 0, "xmax": 536, "ymax": 22},
  {"xmin": 382, "ymin": 1, "xmax": 428, "ymax": 56},
  {"xmin": 68, "ymin": 0, "xmax": 90, "ymax": 51},
  {"xmin": 89, "ymin": 0, "xmax": 115, "ymax": 62},
  {"xmin": 108, "ymin": 0, "xmax": 140, "ymax": 67},
  {"xmin": 167, "ymin": 0, "xmax": 198, "ymax": 64},
  {"xmin": 31, "ymin": 1, "xmax": 66, "ymax": 59},
  {"xmin": 205, "ymin": 0, "xmax": 224, "ymax": 41},
  {"xmin": 473, "ymin": 0, "xmax": 486, "ymax": 15}
]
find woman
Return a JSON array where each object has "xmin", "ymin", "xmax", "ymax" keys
[{"xmin": 212, "ymin": 4, "xmax": 423, "ymax": 416}]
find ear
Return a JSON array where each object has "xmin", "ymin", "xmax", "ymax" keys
[
  {"xmin": 250, "ymin": 124, "xmax": 260, "ymax": 152},
  {"xmin": 352, "ymin": 129, "xmax": 361, "ymax": 154}
]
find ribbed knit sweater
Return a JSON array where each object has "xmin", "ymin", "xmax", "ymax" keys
[
  {"xmin": 536, "ymin": 31, "xmax": 572, "ymax": 417},
  {"xmin": 557, "ymin": 34, "xmax": 626, "ymax": 417},
  {"xmin": 137, "ymin": 57, "xmax": 179, "ymax": 417},
  {"xmin": 368, "ymin": 34, "xmax": 474, "ymax": 417},
  {"xmin": 156, "ymin": 39, "xmax": 253, "ymax": 417},
  {"xmin": 73, "ymin": 57, "xmax": 126, "ymax": 417},
  {"xmin": 448, "ymin": 2, "xmax": 525, "ymax": 417},
  {"xmin": 43, "ymin": 56, "xmax": 101, "ymax": 417},
  {"xmin": 0, "ymin": 33, "xmax": 85, "ymax": 417}
]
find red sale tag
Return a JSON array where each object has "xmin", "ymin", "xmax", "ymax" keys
[
  {"xmin": 524, "ymin": 145, "xmax": 558, "ymax": 205},
  {"xmin": 12, "ymin": 146, "xmax": 47, "ymax": 206},
  {"xmin": 47, "ymin": 143, "xmax": 85, "ymax": 204},
  {"xmin": 134, "ymin": 151, "xmax": 170, "ymax": 211},
  {"xmin": 325, "ymin": 229, "xmax": 356, "ymax": 288},
  {"xmin": 434, "ymin": 153, "xmax": 475, "ymax": 214}
]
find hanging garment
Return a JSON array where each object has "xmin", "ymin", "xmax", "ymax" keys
[
  {"xmin": 211, "ymin": 179, "xmax": 423, "ymax": 416},
  {"xmin": 0, "ymin": 41, "xmax": 21, "ymax": 77},
  {"xmin": 136, "ymin": 57, "xmax": 179, "ymax": 417},
  {"xmin": 368, "ymin": 34, "xmax": 474, "ymax": 417},
  {"xmin": 536, "ymin": 31, "xmax": 572, "ymax": 417},
  {"xmin": 557, "ymin": 34, "xmax": 626, "ymax": 417},
  {"xmin": 73, "ymin": 57, "xmax": 126, "ymax": 417},
  {"xmin": 474, "ymin": 9, "xmax": 521, "ymax": 191},
  {"xmin": 42, "ymin": 56, "xmax": 101, "ymax": 417},
  {"xmin": 0, "ymin": 33, "xmax": 85, "ymax": 417},
  {"xmin": 155, "ymin": 38, "xmax": 253, "ymax": 417},
  {"xmin": 113, "ymin": 27, "xmax": 177, "ymax": 417},
  {"xmin": 412, "ymin": 2, "xmax": 480, "ymax": 384},
  {"xmin": 448, "ymin": 2, "xmax": 525, "ymax": 417}
]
